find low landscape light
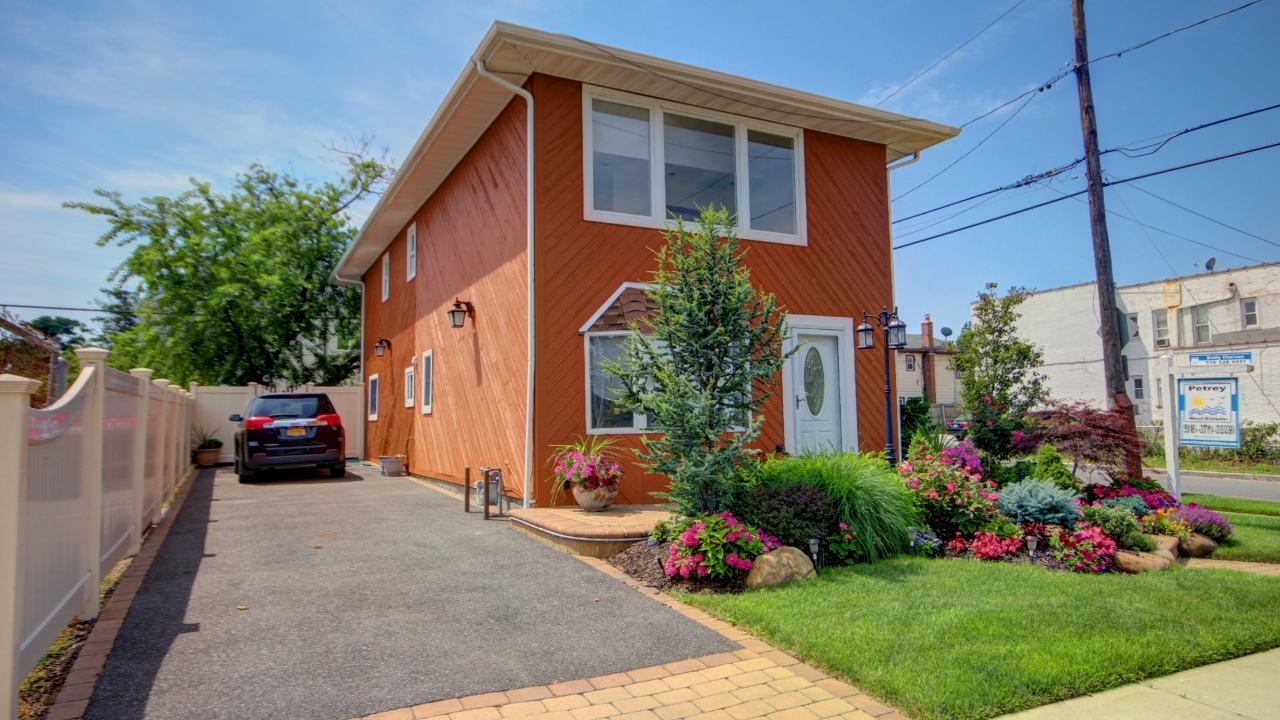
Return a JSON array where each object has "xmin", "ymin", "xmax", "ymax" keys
[
  {"xmin": 448, "ymin": 299, "xmax": 475, "ymax": 329},
  {"xmin": 807, "ymin": 538, "xmax": 820, "ymax": 570},
  {"xmin": 1027, "ymin": 535, "xmax": 1040, "ymax": 558},
  {"xmin": 908, "ymin": 526, "xmax": 918, "ymax": 551},
  {"xmin": 373, "ymin": 338, "xmax": 391, "ymax": 357}
]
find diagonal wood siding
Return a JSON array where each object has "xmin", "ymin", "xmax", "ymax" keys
[{"xmin": 531, "ymin": 74, "xmax": 896, "ymax": 507}]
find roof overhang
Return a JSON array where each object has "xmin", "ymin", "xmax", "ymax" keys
[{"xmin": 333, "ymin": 21, "xmax": 961, "ymax": 283}]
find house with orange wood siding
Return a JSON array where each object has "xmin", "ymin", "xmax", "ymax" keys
[{"xmin": 330, "ymin": 22, "xmax": 959, "ymax": 508}]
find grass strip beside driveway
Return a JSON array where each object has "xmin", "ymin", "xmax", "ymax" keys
[
  {"xmin": 1185, "ymin": 493, "xmax": 1280, "ymax": 517},
  {"xmin": 1214, "ymin": 512, "xmax": 1280, "ymax": 563},
  {"xmin": 682, "ymin": 558, "xmax": 1280, "ymax": 720}
]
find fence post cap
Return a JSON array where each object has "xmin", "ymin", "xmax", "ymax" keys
[
  {"xmin": 153, "ymin": 379, "xmax": 172, "ymax": 388},
  {"xmin": 73, "ymin": 347, "xmax": 111, "ymax": 362},
  {"xmin": 0, "ymin": 373, "xmax": 42, "ymax": 394},
  {"xmin": 129, "ymin": 368, "xmax": 156, "ymax": 379}
]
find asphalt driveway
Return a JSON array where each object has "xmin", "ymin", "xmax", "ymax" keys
[{"xmin": 87, "ymin": 467, "xmax": 734, "ymax": 720}]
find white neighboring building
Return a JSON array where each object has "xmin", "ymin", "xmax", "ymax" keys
[{"xmin": 1006, "ymin": 262, "xmax": 1280, "ymax": 426}]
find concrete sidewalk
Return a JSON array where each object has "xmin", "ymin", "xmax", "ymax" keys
[{"xmin": 999, "ymin": 647, "xmax": 1280, "ymax": 719}]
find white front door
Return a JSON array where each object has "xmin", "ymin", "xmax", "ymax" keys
[{"xmin": 794, "ymin": 334, "xmax": 842, "ymax": 453}]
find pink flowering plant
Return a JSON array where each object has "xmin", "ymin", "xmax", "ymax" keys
[
  {"xmin": 664, "ymin": 512, "xmax": 781, "ymax": 579},
  {"xmin": 548, "ymin": 435, "xmax": 623, "ymax": 505},
  {"xmin": 824, "ymin": 523, "xmax": 859, "ymax": 564},
  {"xmin": 1050, "ymin": 522, "xmax": 1117, "ymax": 572},
  {"xmin": 901, "ymin": 436, "xmax": 1001, "ymax": 535},
  {"xmin": 969, "ymin": 530, "xmax": 1023, "ymax": 560}
]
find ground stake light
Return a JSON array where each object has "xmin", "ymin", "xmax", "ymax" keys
[
  {"xmin": 807, "ymin": 538, "xmax": 820, "ymax": 572},
  {"xmin": 1027, "ymin": 535, "xmax": 1040, "ymax": 558}
]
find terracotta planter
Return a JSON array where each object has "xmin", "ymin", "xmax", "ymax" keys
[
  {"xmin": 572, "ymin": 483, "xmax": 619, "ymax": 511},
  {"xmin": 194, "ymin": 447, "xmax": 221, "ymax": 468}
]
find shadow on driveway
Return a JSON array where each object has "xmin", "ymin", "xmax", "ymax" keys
[{"xmin": 88, "ymin": 466, "xmax": 734, "ymax": 720}]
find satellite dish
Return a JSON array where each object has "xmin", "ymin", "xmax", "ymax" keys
[
  {"xmin": 1205, "ymin": 257, "xmax": 1217, "ymax": 272},
  {"xmin": 941, "ymin": 327, "xmax": 953, "ymax": 338}
]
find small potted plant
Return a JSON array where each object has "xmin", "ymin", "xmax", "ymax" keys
[
  {"xmin": 549, "ymin": 436, "xmax": 623, "ymax": 511},
  {"xmin": 192, "ymin": 427, "xmax": 223, "ymax": 468}
]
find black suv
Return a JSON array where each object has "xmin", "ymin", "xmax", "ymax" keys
[{"xmin": 230, "ymin": 393, "xmax": 345, "ymax": 481}]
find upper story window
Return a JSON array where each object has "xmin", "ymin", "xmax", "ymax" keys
[
  {"xmin": 904, "ymin": 355, "xmax": 915, "ymax": 371},
  {"xmin": 583, "ymin": 86, "xmax": 806, "ymax": 246},
  {"xmin": 381, "ymin": 254, "xmax": 390, "ymax": 302},
  {"xmin": 1243, "ymin": 298, "xmax": 1259, "ymax": 327},
  {"xmin": 1194, "ymin": 306, "xmax": 1211, "ymax": 345},
  {"xmin": 406, "ymin": 223, "xmax": 417, "ymax": 282},
  {"xmin": 1153, "ymin": 309, "xmax": 1170, "ymax": 348}
]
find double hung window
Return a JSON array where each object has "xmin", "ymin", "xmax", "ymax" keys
[
  {"xmin": 406, "ymin": 223, "xmax": 417, "ymax": 281},
  {"xmin": 1194, "ymin": 306, "xmax": 1211, "ymax": 345},
  {"xmin": 1132, "ymin": 376, "xmax": 1144, "ymax": 400},
  {"xmin": 904, "ymin": 355, "xmax": 915, "ymax": 371},
  {"xmin": 1153, "ymin": 309, "xmax": 1169, "ymax": 347},
  {"xmin": 1243, "ymin": 299, "xmax": 1259, "ymax": 327},
  {"xmin": 584, "ymin": 87, "xmax": 805, "ymax": 244}
]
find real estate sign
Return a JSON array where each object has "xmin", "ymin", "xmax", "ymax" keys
[
  {"xmin": 1177, "ymin": 377, "xmax": 1240, "ymax": 448},
  {"xmin": 1189, "ymin": 352, "xmax": 1252, "ymax": 366}
]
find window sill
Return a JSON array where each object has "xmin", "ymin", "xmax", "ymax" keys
[{"xmin": 582, "ymin": 209, "xmax": 807, "ymax": 247}]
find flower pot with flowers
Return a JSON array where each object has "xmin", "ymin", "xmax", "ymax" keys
[{"xmin": 550, "ymin": 436, "xmax": 624, "ymax": 511}]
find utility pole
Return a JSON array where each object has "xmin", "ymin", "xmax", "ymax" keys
[{"xmin": 1072, "ymin": 0, "xmax": 1142, "ymax": 479}]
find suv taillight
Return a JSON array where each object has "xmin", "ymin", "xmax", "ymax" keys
[
  {"xmin": 244, "ymin": 416, "xmax": 274, "ymax": 430},
  {"xmin": 316, "ymin": 413, "xmax": 342, "ymax": 427}
]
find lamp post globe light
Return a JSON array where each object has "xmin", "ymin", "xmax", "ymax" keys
[{"xmin": 856, "ymin": 306, "xmax": 907, "ymax": 466}]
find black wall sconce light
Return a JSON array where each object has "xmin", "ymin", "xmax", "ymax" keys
[
  {"xmin": 373, "ymin": 337, "xmax": 392, "ymax": 357},
  {"xmin": 448, "ymin": 299, "xmax": 475, "ymax": 329}
]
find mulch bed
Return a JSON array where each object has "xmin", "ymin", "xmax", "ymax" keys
[
  {"xmin": 18, "ymin": 555, "xmax": 134, "ymax": 720},
  {"xmin": 609, "ymin": 541, "xmax": 746, "ymax": 594}
]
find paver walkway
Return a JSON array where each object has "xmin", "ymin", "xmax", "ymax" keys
[
  {"xmin": 998, "ymin": 647, "xmax": 1280, "ymax": 719},
  {"xmin": 84, "ymin": 467, "xmax": 735, "ymax": 720},
  {"xmin": 1184, "ymin": 557, "xmax": 1280, "ymax": 575}
]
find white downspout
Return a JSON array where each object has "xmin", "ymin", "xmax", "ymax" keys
[
  {"xmin": 332, "ymin": 273, "xmax": 367, "ymax": 456},
  {"xmin": 474, "ymin": 58, "xmax": 535, "ymax": 509}
]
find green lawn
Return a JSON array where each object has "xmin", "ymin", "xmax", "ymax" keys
[
  {"xmin": 1144, "ymin": 456, "xmax": 1280, "ymax": 476},
  {"xmin": 683, "ymin": 558, "xmax": 1280, "ymax": 720},
  {"xmin": 1214, "ymin": 512, "xmax": 1280, "ymax": 563},
  {"xmin": 1184, "ymin": 493, "xmax": 1280, "ymax": 518}
]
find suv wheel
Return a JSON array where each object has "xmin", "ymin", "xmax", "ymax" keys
[
  {"xmin": 328, "ymin": 463, "xmax": 346, "ymax": 478},
  {"xmin": 236, "ymin": 458, "xmax": 255, "ymax": 483}
]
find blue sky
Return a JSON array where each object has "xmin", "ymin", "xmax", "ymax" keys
[{"xmin": 2, "ymin": 0, "xmax": 1277, "ymax": 338}]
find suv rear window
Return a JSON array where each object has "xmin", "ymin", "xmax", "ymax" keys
[{"xmin": 247, "ymin": 395, "xmax": 335, "ymax": 419}]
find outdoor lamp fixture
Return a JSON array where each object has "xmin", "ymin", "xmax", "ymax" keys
[
  {"xmin": 1027, "ymin": 535, "xmax": 1040, "ymax": 559},
  {"xmin": 856, "ymin": 306, "xmax": 908, "ymax": 466},
  {"xmin": 908, "ymin": 526, "xmax": 919, "ymax": 552},
  {"xmin": 807, "ymin": 538, "xmax": 820, "ymax": 572},
  {"xmin": 373, "ymin": 338, "xmax": 391, "ymax": 357},
  {"xmin": 448, "ymin": 299, "xmax": 475, "ymax": 329}
]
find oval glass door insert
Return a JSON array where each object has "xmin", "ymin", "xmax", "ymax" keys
[{"xmin": 804, "ymin": 346, "xmax": 824, "ymax": 416}]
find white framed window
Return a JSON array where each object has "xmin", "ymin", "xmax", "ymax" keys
[
  {"xmin": 904, "ymin": 355, "xmax": 915, "ymax": 371},
  {"xmin": 381, "ymin": 254, "xmax": 390, "ymax": 302},
  {"xmin": 367, "ymin": 374, "xmax": 380, "ymax": 421},
  {"xmin": 582, "ymin": 85, "xmax": 806, "ymax": 246},
  {"xmin": 585, "ymin": 331, "xmax": 647, "ymax": 434},
  {"xmin": 1153, "ymin": 309, "xmax": 1170, "ymax": 348},
  {"xmin": 1243, "ymin": 298, "xmax": 1258, "ymax": 327},
  {"xmin": 406, "ymin": 223, "xmax": 417, "ymax": 282},
  {"xmin": 1132, "ymin": 376, "xmax": 1144, "ymax": 400},
  {"xmin": 1194, "ymin": 306, "xmax": 1211, "ymax": 344},
  {"xmin": 404, "ymin": 366, "xmax": 415, "ymax": 408},
  {"xmin": 1127, "ymin": 313, "xmax": 1139, "ymax": 339},
  {"xmin": 420, "ymin": 350, "xmax": 434, "ymax": 415}
]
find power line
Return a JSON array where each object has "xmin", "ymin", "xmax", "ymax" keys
[
  {"xmin": 1117, "ymin": 179, "xmax": 1280, "ymax": 249},
  {"xmin": 892, "ymin": 100, "xmax": 1280, "ymax": 224},
  {"xmin": 873, "ymin": 0, "xmax": 1026, "ymax": 108},
  {"xmin": 0, "ymin": 303, "xmax": 147, "ymax": 315},
  {"xmin": 1089, "ymin": 0, "xmax": 1265, "ymax": 63},
  {"xmin": 892, "ymin": 140, "xmax": 1280, "ymax": 249}
]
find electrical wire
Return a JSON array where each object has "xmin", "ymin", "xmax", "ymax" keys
[
  {"xmin": 1118, "ymin": 180, "xmax": 1279, "ymax": 249},
  {"xmin": 1089, "ymin": 0, "xmax": 1265, "ymax": 63},
  {"xmin": 892, "ymin": 140, "xmax": 1280, "ymax": 249},
  {"xmin": 873, "ymin": 0, "xmax": 1026, "ymax": 108}
]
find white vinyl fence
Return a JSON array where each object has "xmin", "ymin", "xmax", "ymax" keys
[
  {"xmin": 0, "ymin": 349, "xmax": 193, "ymax": 720},
  {"xmin": 190, "ymin": 382, "xmax": 364, "ymax": 462}
]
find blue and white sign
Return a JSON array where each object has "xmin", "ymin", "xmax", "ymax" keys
[
  {"xmin": 1177, "ymin": 377, "xmax": 1240, "ymax": 448},
  {"xmin": 1189, "ymin": 352, "xmax": 1252, "ymax": 366}
]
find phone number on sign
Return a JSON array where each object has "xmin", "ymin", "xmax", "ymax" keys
[{"xmin": 1182, "ymin": 423, "xmax": 1236, "ymax": 436}]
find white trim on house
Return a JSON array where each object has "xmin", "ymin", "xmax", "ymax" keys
[
  {"xmin": 578, "ymin": 282, "xmax": 652, "ymax": 334},
  {"xmin": 380, "ymin": 254, "xmax": 390, "ymax": 302},
  {"xmin": 781, "ymin": 315, "xmax": 858, "ymax": 454},
  {"xmin": 583, "ymin": 330, "xmax": 648, "ymax": 435},
  {"xmin": 421, "ymin": 350, "xmax": 434, "ymax": 415},
  {"xmin": 406, "ymin": 223, "xmax": 417, "ymax": 282},
  {"xmin": 581, "ymin": 85, "xmax": 808, "ymax": 246},
  {"xmin": 367, "ymin": 374, "xmax": 380, "ymax": 421},
  {"xmin": 404, "ymin": 366, "xmax": 415, "ymax": 408}
]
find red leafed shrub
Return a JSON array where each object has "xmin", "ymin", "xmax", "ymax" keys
[
  {"xmin": 1035, "ymin": 401, "xmax": 1144, "ymax": 476},
  {"xmin": 969, "ymin": 530, "xmax": 1023, "ymax": 560}
]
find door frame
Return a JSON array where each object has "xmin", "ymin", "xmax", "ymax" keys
[{"xmin": 782, "ymin": 315, "xmax": 858, "ymax": 454}]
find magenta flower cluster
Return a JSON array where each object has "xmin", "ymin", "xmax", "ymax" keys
[
  {"xmin": 940, "ymin": 439, "xmax": 984, "ymax": 475},
  {"xmin": 968, "ymin": 530, "xmax": 1023, "ymax": 560},
  {"xmin": 663, "ymin": 512, "xmax": 777, "ymax": 579},
  {"xmin": 1050, "ymin": 522, "xmax": 1117, "ymax": 572},
  {"xmin": 552, "ymin": 449, "xmax": 623, "ymax": 490}
]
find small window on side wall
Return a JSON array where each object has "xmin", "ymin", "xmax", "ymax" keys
[
  {"xmin": 404, "ymin": 366, "xmax": 415, "ymax": 408},
  {"xmin": 406, "ymin": 223, "xmax": 417, "ymax": 282},
  {"xmin": 1243, "ymin": 299, "xmax": 1258, "ymax": 327},
  {"xmin": 368, "ymin": 374, "xmax": 380, "ymax": 421},
  {"xmin": 1132, "ymin": 376, "xmax": 1144, "ymax": 400},
  {"xmin": 421, "ymin": 350, "xmax": 433, "ymax": 415},
  {"xmin": 586, "ymin": 333, "xmax": 645, "ymax": 432},
  {"xmin": 381, "ymin": 254, "xmax": 390, "ymax": 302},
  {"xmin": 905, "ymin": 355, "xmax": 915, "ymax": 371}
]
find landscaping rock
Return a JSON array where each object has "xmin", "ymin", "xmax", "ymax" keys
[
  {"xmin": 1147, "ymin": 534, "xmax": 1180, "ymax": 562},
  {"xmin": 1114, "ymin": 550, "xmax": 1174, "ymax": 573},
  {"xmin": 1179, "ymin": 532, "xmax": 1219, "ymax": 558},
  {"xmin": 745, "ymin": 547, "xmax": 816, "ymax": 589}
]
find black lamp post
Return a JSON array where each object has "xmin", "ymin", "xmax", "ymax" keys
[{"xmin": 856, "ymin": 306, "xmax": 907, "ymax": 466}]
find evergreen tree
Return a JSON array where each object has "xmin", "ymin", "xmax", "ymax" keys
[{"xmin": 610, "ymin": 207, "xmax": 792, "ymax": 516}]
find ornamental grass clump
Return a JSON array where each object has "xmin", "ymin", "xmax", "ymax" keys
[
  {"xmin": 997, "ymin": 479, "xmax": 1080, "ymax": 526},
  {"xmin": 1050, "ymin": 522, "xmax": 1117, "ymax": 572},
  {"xmin": 663, "ymin": 512, "xmax": 780, "ymax": 579},
  {"xmin": 758, "ymin": 451, "xmax": 915, "ymax": 562},
  {"xmin": 1176, "ymin": 504, "xmax": 1233, "ymax": 542},
  {"xmin": 900, "ymin": 436, "xmax": 999, "ymax": 536}
]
